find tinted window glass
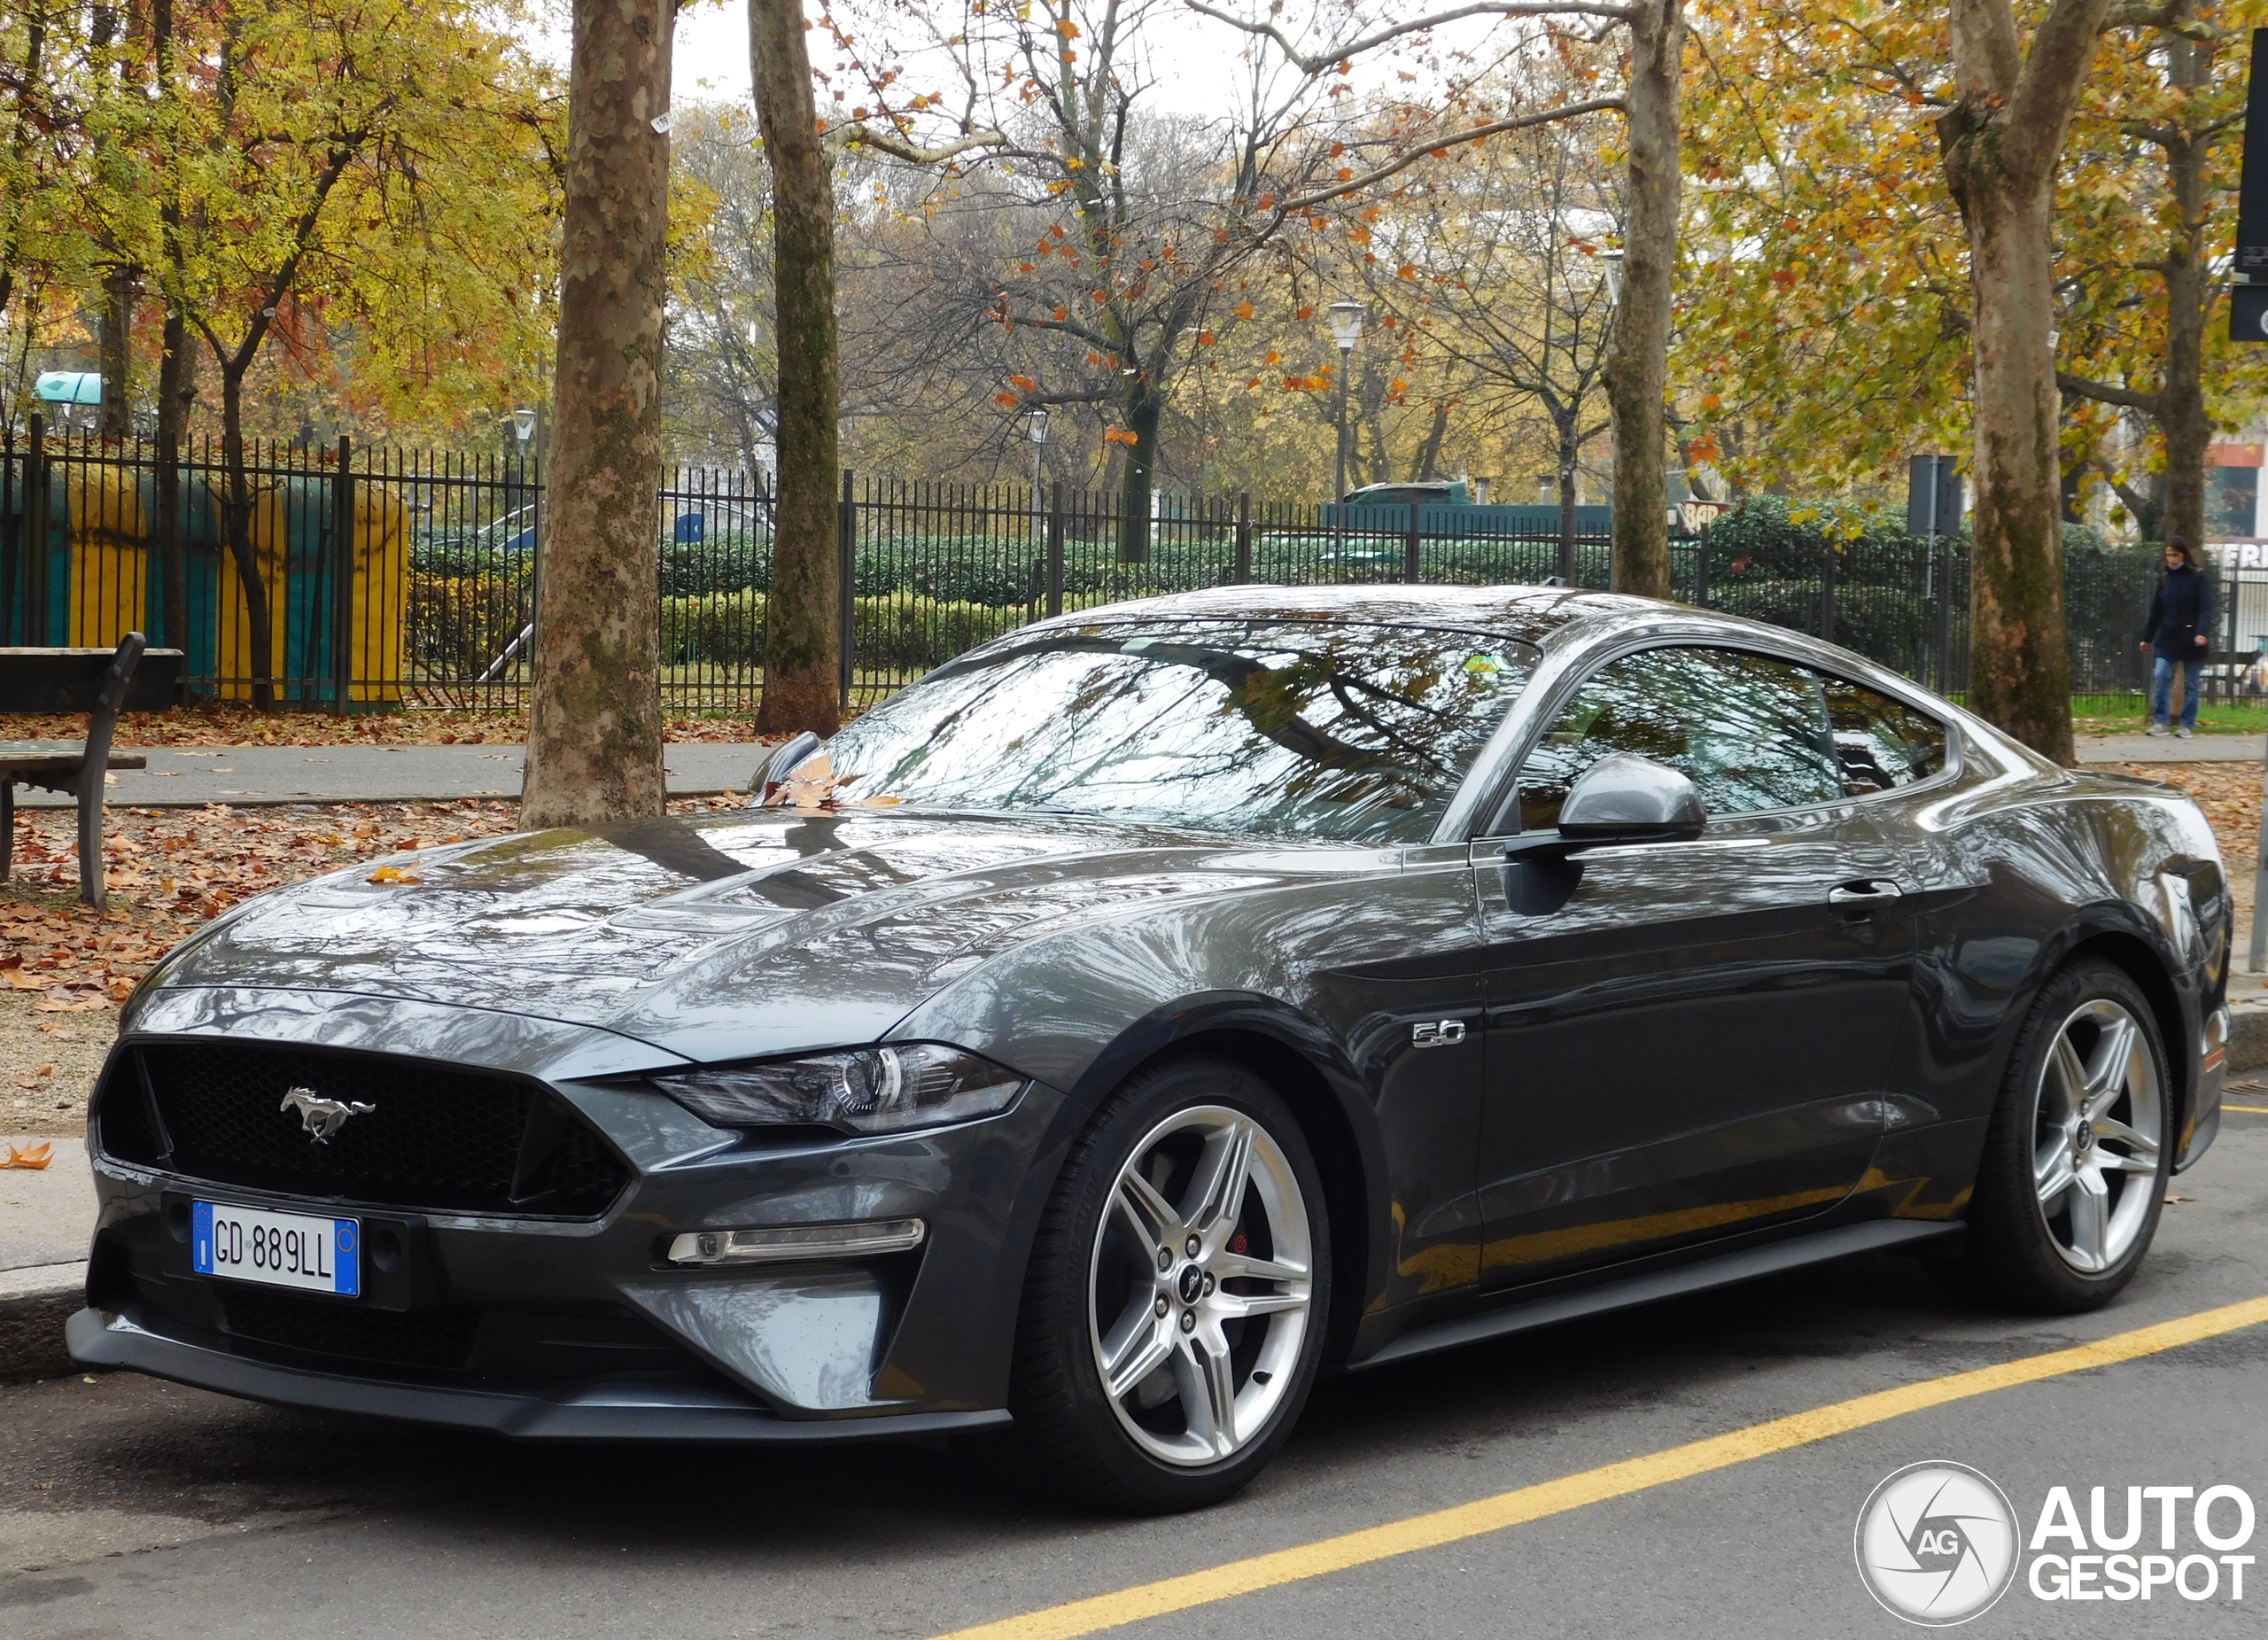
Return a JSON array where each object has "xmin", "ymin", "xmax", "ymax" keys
[
  {"xmin": 1823, "ymin": 678, "xmax": 1947, "ymax": 795},
  {"xmin": 808, "ymin": 619, "xmax": 1534, "ymax": 842},
  {"xmin": 1513, "ymin": 647, "xmax": 1841, "ymax": 830}
]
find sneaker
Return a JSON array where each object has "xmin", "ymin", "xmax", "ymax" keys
[
  {"xmin": 2176, "ymin": 727, "xmax": 2194, "ymax": 739},
  {"xmin": 2147, "ymin": 724, "xmax": 2171, "ymax": 736}
]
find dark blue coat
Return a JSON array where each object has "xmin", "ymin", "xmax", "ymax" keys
[{"xmin": 2143, "ymin": 563, "xmax": 2214, "ymax": 658}]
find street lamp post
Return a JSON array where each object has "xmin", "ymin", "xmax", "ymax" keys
[
  {"xmin": 1027, "ymin": 407, "xmax": 1051, "ymax": 542},
  {"xmin": 1327, "ymin": 301, "xmax": 1364, "ymax": 563}
]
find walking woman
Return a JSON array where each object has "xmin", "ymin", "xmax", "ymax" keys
[{"xmin": 2140, "ymin": 537, "xmax": 2215, "ymax": 737}]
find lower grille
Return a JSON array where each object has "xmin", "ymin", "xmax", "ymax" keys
[
  {"xmin": 217, "ymin": 1287, "xmax": 479, "ymax": 1372},
  {"xmin": 97, "ymin": 1041, "xmax": 628, "ymax": 1218}
]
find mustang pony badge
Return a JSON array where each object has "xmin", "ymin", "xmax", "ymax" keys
[{"xmin": 280, "ymin": 1086, "xmax": 376, "ymax": 1144}]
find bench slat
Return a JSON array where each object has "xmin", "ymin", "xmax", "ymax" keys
[{"xmin": 0, "ymin": 649, "xmax": 185, "ymax": 714}]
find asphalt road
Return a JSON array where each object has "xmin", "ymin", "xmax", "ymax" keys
[{"xmin": 10, "ymin": 1115, "xmax": 2268, "ymax": 1639}]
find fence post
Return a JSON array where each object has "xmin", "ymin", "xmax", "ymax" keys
[
  {"xmin": 1045, "ymin": 480, "xmax": 1065, "ymax": 618},
  {"xmin": 1402, "ymin": 503, "xmax": 1422, "ymax": 585},
  {"xmin": 838, "ymin": 470, "xmax": 856, "ymax": 711},
  {"xmin": 1693, "ymin": 525, "xmax": 1710, "ymax": 609},
  {"xmin": 1818, "ymin": 542, "xmax": 1837, "ymax": 642},
  {"xmin": 1936, "ymin": 539, "xmax": 1955, "ymax": 695},
  {"xmin": 22, "ymin": 413, "xmax": 45, "ymax": 645},
  {"xmin": 1233, "ymin": 491, "xmax": 1252, "ymax": 585},
  {"xmin": 330, "ymin": 435, "xmax": 354, "ymax": 712}
]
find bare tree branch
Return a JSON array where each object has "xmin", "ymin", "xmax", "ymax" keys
[
  {"xmin": 1185, "ymin": 0, "xmax": 1635, "ymax": 76},
  {"xmin": 1270, "ymin": 97, "xmax": 1624, "ymax": 214}
]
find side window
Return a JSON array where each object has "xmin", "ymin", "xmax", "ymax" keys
[
  {"xmin": 1511, "ymin": 647, "xmax": 1841, "ymax": 831},
  {"xmin": 1822, "ymin": 677, "xmax": 1947, "ymax": 795}
]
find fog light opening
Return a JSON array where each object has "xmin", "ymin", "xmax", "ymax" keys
[{"xmin": 665, "ymin": 1217, "xmax": 927, "ymax": 1267}]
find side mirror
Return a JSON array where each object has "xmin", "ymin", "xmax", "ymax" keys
[
  {"xmin": 1557, "ymin": 753, "xmax": 1706, "ymax": 843},
  {"xmin": 750, "ymin": 731, "xmax": 822, "ymax": 806}
]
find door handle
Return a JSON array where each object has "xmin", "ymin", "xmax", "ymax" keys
[{"xmin": 1828, "ymin": 880, "xmax": 1903, "ymax": 910}]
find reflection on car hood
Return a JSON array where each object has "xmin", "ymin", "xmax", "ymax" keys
[{"xmin": 149, "ymin": 808, "xmax": 1353, "ymax": 1064}]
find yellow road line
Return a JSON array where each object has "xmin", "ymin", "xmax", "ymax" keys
[
  {"xmin": 936, "ymin": 1294, "xmax": 2268, "ymax": 1640},
  {"xmin": 2225, "ymin": 1103, "xmax": 2268, "ymax": 1113}
]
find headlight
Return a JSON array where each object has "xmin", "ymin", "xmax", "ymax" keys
[{"xmin": 652, "ymin": 1043, "xmax": 1025, "ymax": 1135}]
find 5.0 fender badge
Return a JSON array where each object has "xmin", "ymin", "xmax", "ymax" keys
[
  {"xmin": 280, "ymin": 1086, "xmax": 376, "ymax": 1144},
  {"xmin": 1411, "ymin": 1020, "xmax": 1467, "ymax": 1049}
]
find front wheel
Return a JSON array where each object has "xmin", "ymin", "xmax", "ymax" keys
[
  {"xmin": 1946, "ymin": 960, "xmax": 2171, "ymax": 1312},
  {"xmin": 998, "ymin": 1056, "xmax": 1331, "ymax": 1512}
]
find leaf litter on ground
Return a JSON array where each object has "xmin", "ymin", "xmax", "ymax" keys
[{"xmin": 0, "ymin": 794, "xmax": 751, "ymax": 1013}]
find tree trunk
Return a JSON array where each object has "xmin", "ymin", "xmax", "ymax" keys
[
  {"xmin": 2156, "ymin": 23, "xmax": 2208, "ymax": 551},
  {"xmin": 152, "ymin": 302, "xmax": 192, "ymax": 654},
  {"xmin": 214, "ymin": 366, "xmax": 274, "ymax": 710},
  {"xmin": 1557, "ymin": 420, "xmax": 1581, "ymax": 583},
  {"xmin": 750, "ymin": 0, "xmax": 842, "ymax": 736},
  {"xmin": 151, "ymin": 0, "xmax": 186, "ymax": 655},
  {"xmin": 98, "ymin": 268, "xmax": 134, "ymax": 440},
  {"xmin": 1604, "ymin": 0, "xmax": 1681, "ymax": 600},
  {"xmin": 1412, "ymin": 400, "xmax": 1449, "ymax": 482},
  {"xmin": 1940, "ymin": 0, "xmax": 2107, "ymax": 766},
  {"xmin": 522, "ymin": 0, "xmax": 672, "ymax": 825},
  {"xmin": 1117, "ymin": 383, "xmax": 1161, "ymax": 563}
]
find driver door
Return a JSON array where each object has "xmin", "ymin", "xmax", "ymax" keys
[{"xmin": 1472, "ymin": 645, "xmax": 1913, "ymax": 1288}]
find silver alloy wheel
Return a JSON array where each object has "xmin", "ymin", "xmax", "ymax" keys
[
  {"xmin": 2031, "ymin": 998, "xmax": 2163, "ymax": 1273},
  {"xmin": 1086, "ymin": 1103, "xmax": 1314, "ymax": 1467}
]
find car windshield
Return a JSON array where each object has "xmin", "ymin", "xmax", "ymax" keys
[{"xmin": 811, "ymin": 618, "xmax": 1536, "ymax": 842}]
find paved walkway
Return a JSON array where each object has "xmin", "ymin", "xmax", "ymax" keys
[
  {"xmin": 2075, "ymin": 732, "xmax": 2264, "ymax": 764},
  {"xmin": 0, "ymin": 1136, "xmax": 89, "ymax": 1273},
  {"xmin": 14, "ymin": 742, "xmax": 774, "ymax": 808}
]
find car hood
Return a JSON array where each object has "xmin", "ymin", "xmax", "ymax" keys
[{"xmin": 144, "ymin": 807, "xmax": 1358, "ymax": 1067}]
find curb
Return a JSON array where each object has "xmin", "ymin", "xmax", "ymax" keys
[{"xmin": 0, "ymin": 1262, "xmax": 85, "ymax": 1381}]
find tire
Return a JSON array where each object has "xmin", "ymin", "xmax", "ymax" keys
[
  {"xmin": 996, "ymin": 1054, "xmax": 1332, "ymax": 1513},
  {"xmin": 1945, "ymin": 959, "xmax": 2172, "ymax": 1313}
]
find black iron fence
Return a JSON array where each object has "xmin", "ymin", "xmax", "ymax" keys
[{"xmin": 0, "ymin": 423, "xmax": 2221, "ymax": 715}]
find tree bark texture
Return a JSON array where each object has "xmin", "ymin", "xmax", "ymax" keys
[
  {"xmin": 1118, "ymin": 381, "xmax": 1163, "ymax": 562},
  {"xmin": 152, "ymin": 305, "xmax": 191, "ymax": 653},
  {"xmin": 750, "ymin": 0, "xmax": 843, "ymax": 736},
  {"xmin": 1604, "ymin": 0, "xmax": 1681, "ymax": 600},
  {"xmin": 2154, "ymin": 21, "xmax": 2209, "ymax": 551},
  {"xmin": 150, "ymin": 0, "xmax": 186, "ymax": 653},
  {"xmin": 521, "ymin": 0, "xmax": 672, "ymax": 826},
  {"xmin": 98, "ymin": 268, "xmax": 134, "ymax": 440},
  {"xmin": 214, "ymin": 366, "xmax": 275, "ymax": 710},
  {"xmin": 1939, "ymin": 0, "xmax": 2107, "ymax": 766}
]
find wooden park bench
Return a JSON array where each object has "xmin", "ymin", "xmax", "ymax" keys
[{"xmin": 0, "ymin": 636, "xmax": 185, "ymax": 905}]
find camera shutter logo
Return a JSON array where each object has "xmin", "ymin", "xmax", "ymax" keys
[{"xmin": 1854, "ymin": 1462, "xmax": 2020, "ymax": 1626}]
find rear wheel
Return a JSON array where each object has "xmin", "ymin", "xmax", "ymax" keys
[
  {"xmin": 998, "ymin": 1055, "xmax": 1330, "ymax": 1512},
  {"xmin": 1945, "ymin": 960, "xmax": 2171, "ymax": 1312}
]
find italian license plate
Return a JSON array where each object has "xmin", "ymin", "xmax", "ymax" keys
[{"xmin": 192, "ymin": 1201, "xmax": 360, "ymax": 1297}]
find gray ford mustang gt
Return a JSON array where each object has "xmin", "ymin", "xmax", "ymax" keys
[{"xmin": 70, "ymin": 585, "xmax": 2230, "ymax": 1511}]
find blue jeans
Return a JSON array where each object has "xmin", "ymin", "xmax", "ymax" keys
[{"xmin": 2153, "ymin": 653, "xmax": 2202, "ymax": 728}]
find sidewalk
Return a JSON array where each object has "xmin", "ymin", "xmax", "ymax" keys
[
  {"xmin": 0, "ymin": 1135, "xmax": 89, "ymax": 1380},
  {"xmin": 2075, "ymin": 734, "xmax": 2263, "ymax": 765},
  {"xmin": 12, "ymin": 742, "xmax": 773, "ymax": 808}
]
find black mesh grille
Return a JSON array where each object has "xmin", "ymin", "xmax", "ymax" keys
[
  {"xmin": 104, "ymin": 1041, "xmax": 627, "ymax": 1218},
  {"xmin": 217, "ymin": 1287, "xmax": 478, "ymax": 1372}
]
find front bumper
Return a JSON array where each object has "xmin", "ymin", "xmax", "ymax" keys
[
  {"xmin": 66, "ymin": 1308, "xmax": 1010, "ymax": 1442},
  {"xmin": 82, "ymin": 996, "xmax": 1071, "ymax": 1434}
]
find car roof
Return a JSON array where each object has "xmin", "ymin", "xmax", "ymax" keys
[{"xmin": 1027, "ymin": 583, "xmax": 1659, "ymax": 646}]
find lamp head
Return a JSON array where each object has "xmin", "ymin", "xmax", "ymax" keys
[
  {"xmin": 1326, "ymin": 300, "xmax": 1366, "ymax": 351},
  {"xmin": 511, "ymin": 408, "xmax": 537, "ymax": 444},
  {"xmin": 1028, "ymin": 407, "xmax": 1051, "ymax": 445}
]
